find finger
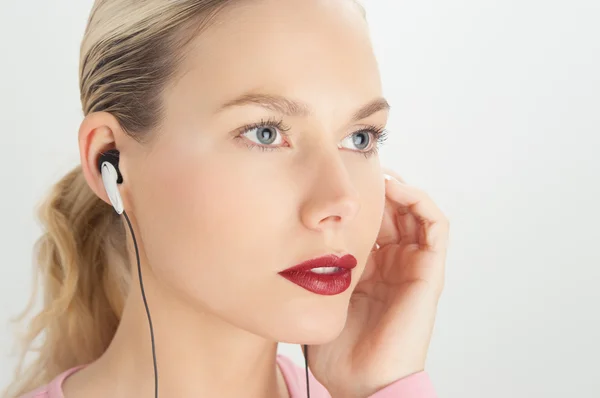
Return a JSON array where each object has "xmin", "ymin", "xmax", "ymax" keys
[
  {"xmin": 375, "ymin": 197, "xmax": 401, "ymax": 247},
  {"xmin": 383, "ymin": 174, "xmax": 449, "ymax": 252},
  {"xmin": 396, "ymin": 206, "xmax": 419, "ymax": 245},
  {"xmin": 379, "ymin": 169, "xmax": 419, "ymax": 246},
  {"xmin": 377, "ymin": 196, "xmax": 420, "ymax": 247}
]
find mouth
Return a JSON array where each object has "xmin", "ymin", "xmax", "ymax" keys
[{"xmin": 278, "ymin": 254, "xmax": 358, "ymax": 296}]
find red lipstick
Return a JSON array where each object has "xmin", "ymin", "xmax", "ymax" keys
[{"xmin": 278, "ymin": 254, "xmax": 357, "ymax": 295}]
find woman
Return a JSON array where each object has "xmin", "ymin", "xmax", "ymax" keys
[{"xmin": 6, "ymin": 0, "xmax": 448, "ymax": 397}]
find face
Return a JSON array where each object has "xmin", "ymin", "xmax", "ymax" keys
[{"xmin": 128, "ymin": 0, "xmax": 387, "ymax": 343}]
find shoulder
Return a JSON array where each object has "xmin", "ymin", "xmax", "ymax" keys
[
  {"xmin": 276, "ymin": 354, "xmax": 331, "ymax": 398},
  {"xmin": 17, "ymin": 366, "xmax": 85, "ymax": 398}
]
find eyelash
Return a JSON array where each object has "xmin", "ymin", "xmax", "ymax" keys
[{"xmin": 235, "ymin": 117, "xmax": 389, "ymax": 159}]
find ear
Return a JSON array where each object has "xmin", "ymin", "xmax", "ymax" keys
[{"xmin": 78, "ymin": 112, "xmax": 126, "ymax": 209}]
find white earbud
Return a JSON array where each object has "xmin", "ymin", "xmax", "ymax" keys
[{"xmin": 101, "ymin": 161, "xmax": 124, "ymax": 215}]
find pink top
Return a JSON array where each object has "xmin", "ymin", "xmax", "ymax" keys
[{"xmin": 19, "ymin": 354, "xmax": 436, "ymax": 397}]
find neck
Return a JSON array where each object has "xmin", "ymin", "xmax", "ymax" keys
[{"xmin": 65, "ymin": 268, "xmax": 289, "ymax": 398}]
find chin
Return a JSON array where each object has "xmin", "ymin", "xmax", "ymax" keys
[{"xmin": 269, "ymin": 304, "xmax": 349, "ymax": 345}]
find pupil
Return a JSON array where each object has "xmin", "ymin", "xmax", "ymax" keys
[
  {"xmin": 353, "ymin": 132, "xmax": 369, "ymax": 150},
  {"xmin": 257, "ymin": 127, "xmax": 276, "ymax": 144}
]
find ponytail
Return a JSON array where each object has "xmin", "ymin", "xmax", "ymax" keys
[{"xmin": 4, "ymin": 166, "xmax": 131, "ymax": 397}]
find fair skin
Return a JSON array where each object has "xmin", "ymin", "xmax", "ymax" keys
[{"xmin": 68, "ymin": 0, "xmax": 448, "ymax": 397}]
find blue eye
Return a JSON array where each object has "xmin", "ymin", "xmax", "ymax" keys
[
  {"xmin": 236, "ymin": 118, "xmax": 291, "ymax": 152},
  {"xmin": 339, "ymin": 127, "xmax": 389, "ymax": 158},
  {"xmin": 242, "ymin": 125, "xmax": 284, "ymax": 146},
  {"xmin": 340, "ymin": 131, "xmax": 371, "ymax": 151}
]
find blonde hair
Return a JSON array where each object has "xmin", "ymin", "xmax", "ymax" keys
[{"xmin": 3, "ymin": 1, "xmax": 236, "ymax": 396}]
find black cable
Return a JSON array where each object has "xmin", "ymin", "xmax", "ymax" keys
[
  {"xmin": 123, "ymin": 210, "xmax": 159, "ymax": 398},
  {"xmin": 304, "ymin": 344, "xmax": 311, "ymax": 398}
]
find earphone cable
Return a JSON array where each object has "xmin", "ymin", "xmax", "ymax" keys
[
  {"xmin": 304, "ymin": 344, "xmax": 311, "ymax": 398},
  {"xmin": 123, "ymin": 210, "xmax": 159, "ymax": 398}
]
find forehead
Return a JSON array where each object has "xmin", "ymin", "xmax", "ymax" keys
[{"xmin": 169, "ymin": 0, "xmax": 382, "ymax": 117}]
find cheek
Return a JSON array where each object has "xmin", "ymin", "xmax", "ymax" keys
[{"xmin": 134, "ymin": 151, "xmax": 293, "ymax": 309}]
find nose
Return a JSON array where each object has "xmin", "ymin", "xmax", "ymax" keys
[{"xmin": 299, "ymin": 153, "xmax": 361, "ymax": 232}]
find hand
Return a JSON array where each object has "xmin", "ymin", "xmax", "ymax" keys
[{"xmin": 306, "ymin": 169, "xmax": 449, "ymax": 398}]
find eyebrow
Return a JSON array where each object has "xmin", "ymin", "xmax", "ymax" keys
[{"xmin": 217, "ymin": 93, "xmax": 390, "ymax": 122}]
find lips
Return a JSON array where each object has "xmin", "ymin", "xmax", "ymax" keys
[{"xmin": 278, "ymin": 254, "xmax": 358, "ymax": 295}]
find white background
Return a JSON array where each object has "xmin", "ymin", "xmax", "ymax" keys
[{"xmin": 1, "ymin": 1, "xmax": 599, "ymax": 397}]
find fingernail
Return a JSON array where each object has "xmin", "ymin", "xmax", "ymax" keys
[{"xmin": 384, "ymin": 174, "xmax": 405, "ymax": 184}]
